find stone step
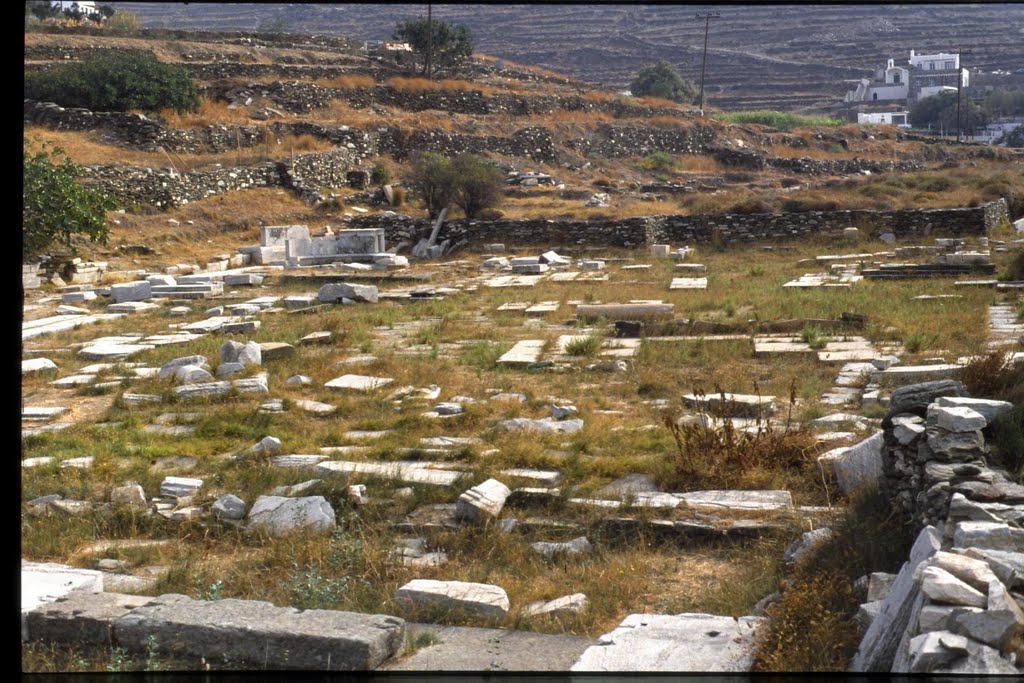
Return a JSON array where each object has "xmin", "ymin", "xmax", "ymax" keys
[{"xmin": 497, "ymin": 339, "xmax": 546, "ymax": 367}]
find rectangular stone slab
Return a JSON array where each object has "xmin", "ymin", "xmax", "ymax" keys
[
  {"xmin": 394, "ymin": 580, "xmax": 509, "ymax": 619},
  {"xmin": 497, "ymin": 340, "xmax": 546, "ymax": 367},
  {"xmin": 571, "ymin": 613, "xmax": 763, "ymax": 672},
  {"xmin": 577, "ymin": 303, "xmax": 674, "ymax": 320},
  {"xmin": 113, "ymin": 594, "xmax": 405, "ymax": 670},
  {"xmin": 26, "ymin": 591, "xmax": 153, "ymax": 645},
  {"xmin": 325, "ymin": 374, "xmax": 394, "ymax": 391},
  {"xmin": 669, "ymin": 277, "xmax": 708, "ymax": 290},
  {"xmin": 676, "ymin": 490, "xmax": 793, "ymax": 511}
]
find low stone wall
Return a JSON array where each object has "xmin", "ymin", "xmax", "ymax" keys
[
  {"xmin": 847, "ymin": 381, "xmax": 1023, "ymax": 674},
  {"xmin": 349, "ymin": 201, "xmax": 1003, "ymax": 249},
  {"xmin": 80, "ymin": 147, "xmax": 358, "ymax": 208}
]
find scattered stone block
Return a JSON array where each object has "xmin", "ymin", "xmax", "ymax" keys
[
  {"xmin": 497, "ymin": 417, "xmax": 584, "ymax": 434},
  {"xmin": 22, "ymin": 358, "xmax": 59, "ymax": 375},
  {"xmin": 325, "ymin": 374, "xmax": 394, "ymax": 392},
  {"xmin": 530, "ymin": 536, "xmax": 593, "ymax": 558},
  {"xmin": 522, "ymin": 593, "xmax": 588, "ymax": 619},
  {"xmin": 246, "ymin": 496, "xmax": 336, "ymax": 536},
  {"xmin": 159, "ymin": 476, "xmax": 202, "ymax": 499},
  {"xmin": 293, "ymin": 399, "xmax": 337, "ymax": 415},
  {"xmin": 212, "ymin": 494, "xmax": 246, "ymax": 521},
  {"xmin": 394, "ymin": 580, "xmax": 509, "ymax": 620},
  {"xmin": 259, "ymin": 342, "xmax": 294, "ymax": 361},
  {"xmin": 109, "ymin": 281, "xmax": 152, "ymax": 304},
  {"xmin": 299, "ymin": 331, "xmax": 333, "ymax": 345},
  {"xmin": 110, "ymin": 484, "xmax": 147, "ymax": 510},
  {"xmin": 318, "ymin": 283, "xmax": 379, "ymax": 304},
  {"xmin": 455, "ymin": 479, "xmax": 512, "ymax": 523}
]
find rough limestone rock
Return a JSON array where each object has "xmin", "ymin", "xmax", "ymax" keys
[
  {"xmin": 112, "ymin": 593, "xmax": 405, "ymax": 670},
  {"xmin": 963, "ymin": 548, "xmax": 1024, "ymax": 589},
  {"xmin": 212, "ymin": 494, "xmax": 247, "ymax": 521},
  {"xmin": 394, "ymin": 579, "xmax": 509, "ymax": 619},
  {"xmin": 919, "ymin": 566, "xmax": 987, "ymax": 607},
  {"xmin": 953, "ymin": 521, "xmax": 1024, "ymax": 551},
  {"xmin": 851, "ymin": 526, "xmax": 942, "ymax": 672},
  {"xmin": 237, "ymin": 341, "xmax": 262, "ymax": 366},
  {"xmin": 571, "ymin": 613, "xmax": 763, "ymax": 672},
  {"xmin": 318, "ymin": 283, "xmax": 379, "ymax": 304},
  {"xmin": 109, "ymin": 484, "xmax": 147, "ymax": 510},
  {"xmin": 216, "ymin": 362, "xmax": 244, "ymax": 377},
  {"xmin": 246, "ymin": 496, "xmax": 335, "ymax": 537},
  {"xmin": 782, "ymin": 527, "xmax": 833, "ymax": 564},
  {"xmin": 954, "ymin": 609, "xmax": 1020, "ymax": 649},
  {"xmin": 455, "ymin": 479, "xmax": 511, "ymax": 523},
  {"xmin": 530, "ymin": 536, "xmax": 593, "ymax": 559},
  {"xmin": 931, "ymin": 551, "xmax": 999, "ymax": 592},
  {"xmin": 883, "ymin": 380, "xmax": 968, "ymax": 427},
  {"xmin": 23, "ymin": 358, "xmax": 59, "ymax": 375},
  {"xmin": 933, "ymin": 639, "xmax": 1021, "ymax": 674},
  {"xmin": 906, "ymin": 630, "xmax": 969, "ymax": 673},
  {"xmin": 251, "ymin": 436, "xmax": 283, "ymax": 456}
]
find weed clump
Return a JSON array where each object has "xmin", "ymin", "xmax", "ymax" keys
[
  {"xmin": 660, "ymin": 381, "xmax": 820, "ymax": 492},
  {"xmin": 565, "ymin": 334, "xmax": 603, "ymax": 357}
]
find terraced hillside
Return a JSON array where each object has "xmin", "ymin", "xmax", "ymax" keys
[{"xmin": 117, "ymin": 3, "xmax": 1024, "ymax": 113}]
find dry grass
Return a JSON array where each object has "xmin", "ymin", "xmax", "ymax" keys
[
  {"xmin": 319, "ymin": 73, "xmax": 376, "ymax": 89},
  {"xmin": 385, "ymin": 76, "xmax": 496, "ymax": 96},
  {"xmin": 24, "ymin": 126, "xmax": 335, "ymax": 171}
]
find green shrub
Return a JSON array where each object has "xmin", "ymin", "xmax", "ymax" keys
[
  {"xmin": 24, "ymin": 52, "xmax": 199, "ymax": 114},
  {"xmin": 643, "ymin": 152, "xmax": 674, "ymax": 173},
  {"xmin": 23, "ymin": 138, "xmax": 116, "ymax": 258},
  {"xmin": 370, "ymin": 163, "xmax": 390, "ymax": 186},
  {"xmin": 565, "ymin": 334, "xmax": 603, "ymax": 356},
  {"xmin": 800, "ymin": 326, "xmax": 827, "ymax": 350}
]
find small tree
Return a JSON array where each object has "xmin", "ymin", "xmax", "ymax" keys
[
  {"xmin": 23, "ymin": 139, "xmax": 117, "ymax": 258},
  {"xmin": 630, "ymin": 60, "xmax": 698, "ymax": 104},
  {"xmin": 449, "ymin": 154, "xmax": 504, "ymax": 219},
  {"xmin": 407, "ymin": 152, "xmax": 455, "ymax": 219},
  {"xmin": 393, "ymin": 17, "xmax": 473, "ymax": 76},
  {"xmin": 26, "ymin": 1, "xmax": 60, "ymax": 21}
]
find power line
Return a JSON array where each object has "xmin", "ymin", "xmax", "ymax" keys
[{"xmin": 696, "ymin": 12, "xmax": 720, "ymax": 115}]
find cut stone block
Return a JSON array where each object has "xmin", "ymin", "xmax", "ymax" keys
[
  {"xmin": 314, "ymin": 460, "xmax": 467, "ymax": 487},
  {"xmin": 109, "ymin": 282, "xmax": 150, "ymax": 305},
  {"xmin": 325, "ymin": 374, "xmax": 394, "ymax": 392},
  {"xmin": 682, "ymin": 393, "xmax": 775, "ymax": 418},
  {"xmin": 571, "ymin": 613, "xmax": 763, "ymax": 672},
  {"xmin": 920, "ymin": 566, "xmax": 987, "ymax": 607},
  {"xmin": 816, "ymin": 431, "xmax": 883, "ymax": 495},
  {"xmin": 929, "ymin": 405, "xmax": 988, "ymax": 432},
  {"xmin": 577, "ymin": 303, "xmax": 673, "ymax": 320},
  {"xmin": 259, "ymin": 342, "xmax": 294, "ymax": 361},
  {"xmin": 394, "ymin": 580, "xmax": 509, "ymax": 620},
  {"xmin": 497, "ymin": 417, "xmax": 584, "ymax": 434},
  {"xmin": 953, "ymin": 521, "xmax": 1024, "ymax": 551},
  {"xmin": 318, "ymin": 283, "xmax": 379, "ymax": 304},
  {"xmin": 522, "ymin": 593, "xmax": 588, "ymax": 619},
  {"xmin": 669, "ymin": 277, "xmax": 708, "ymax": 290},
  {"xmin": 21, "ymin": 561, "xmax": 104, "ymax": 641},
  {"xmin": 935, "ymin": 397, "xmax": 1013, "ymax": 424},
  {"xmin": 22, "ymin": 358, "xmax": 59, "ymax": 375},
  {"xmin": 25, "ymin": 590, "xmax": 152, "ymax": 645},
  {"xmin": 676, "ymin": 490, "xmax": 792, "ymax": 511},
  {"xmin": 530, "ymin": 536, "xmax": 593, "ymax": 558},
  {"xmin": 113, "ymin": 593, "xmax": 404, "ymax": 670},
  {"xmin": 455, "ymin": 478, "xmax": 512, "ymax": 523},
  {"xmin": 159, "ymin": 477, "xmax": 203, "ymax": 499}
]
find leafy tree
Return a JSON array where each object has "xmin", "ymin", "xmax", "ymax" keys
[
  {"xmin": 23, "ymin": 139, "xmax": 117, "ymax": 258},
  {"xmin": 407, "ymin": 152, "xmax": 455, "ymax": 218},
  {"xmin": 909, "ymin": 91, "xmax": 989, "ymax": 134},
  {"xmin": 983, "ymin": 90, "xmax": 1024, "ymax": 118},
  {"xmin": 449, "ymin": 154, "xmax": 504, "ymax": 219},
  {"xmin": 24, "ymin": 52, "xmax": 200, "ymax": 114},
  {"xmin": 393, "ymin": 17, "xmax": 473, "ymax": 76},
  {"xmin": 26, "ymin": 1, "xmax": 60, "ymax": 21},
  {"xmin": 630, "ymin": 60, "xmax": 698, "ymax": 104},
  {"xmin": 406, "ymin": 152, "xmax": 505, "ymax": 219}
]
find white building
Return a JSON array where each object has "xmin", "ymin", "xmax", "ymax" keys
[
  {"xmin": 845, "ymin": 49, "xmax": 968, "ymax": 104},
  {"xmin": 857, "ymin": 111, "xmax": 911, "ymax": 128}
]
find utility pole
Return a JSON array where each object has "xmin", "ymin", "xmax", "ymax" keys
[
  {"xmin": 956, "ymin": 48, "xmax": 972, "ymax": 143},
  {"xmin": 696, "ymin": 12, "xmax": 720, "ymax": 115},
  {"xmin": 426, "ymin": 4, "xmax": 433, "ymax": 80}
]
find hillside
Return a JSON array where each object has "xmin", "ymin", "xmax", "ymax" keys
[{"xmin": 115, "ymin": 3, "xmax": 1024, "ymax": 113}]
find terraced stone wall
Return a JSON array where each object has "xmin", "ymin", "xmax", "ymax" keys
[{"xmin": 350, "ymin": 201, "xmax": 1001, "ymax": 249}]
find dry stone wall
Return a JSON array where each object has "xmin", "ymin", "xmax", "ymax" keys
[
  {"xmin": 80, "ymin": 148, "xmax": 358, "ymax": 208},
  {"xmin": 350, "ymin": 200, "xmax": 1004, "ymax": 249},
  {"xmin": 848, "ymin": 383, "xmax": 1024, "ymax": 674}
]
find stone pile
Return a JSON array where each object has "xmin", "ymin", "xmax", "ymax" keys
[{"xmin": 848, "ymin": 380, "xmax": 1024, "ymax": 674}]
